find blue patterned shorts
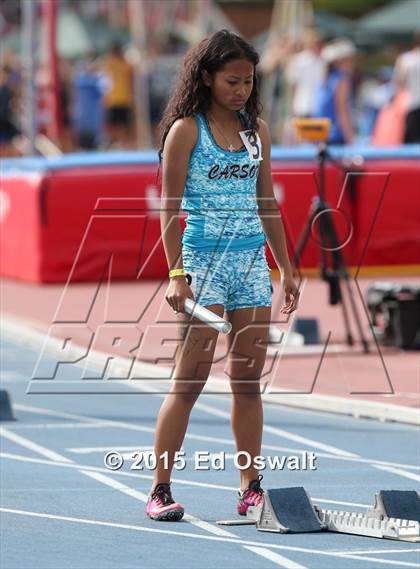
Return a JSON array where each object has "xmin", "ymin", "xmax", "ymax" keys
[{"xmin": 182, "ymin": 245, "xmax": 272, "ymax": 311}]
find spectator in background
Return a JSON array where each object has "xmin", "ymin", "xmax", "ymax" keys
[
  {"xmin": 259, "ymin": 35, "xmax": 297, "ymax": 143},
  {"xmin": 0, "ymin": 65, "xmax": 21, "ymax": 156},
  {"xmin": 102, "ymin": 42, "xmax": 134, "ymax": 148},
  {"xmin": 393, "ymin": 34, "xmax": 420, "ymax": 143},
  {"xmin": 357, "ymin": 67, "xmax": 394, "ymax": 138},
  {"xmin": 58, "ymin": 58, "xmax": 74, "ymax": 152},
  {"xmin": 314, "ymin": 39, "xmax": 356, "ymax": 145},
  {"xmin": 285, "ymin": 28, "xmax": 324, "ymax": 118},
  {"xmin": 72, "ymin": 54, "xmax": 108, "ymax": 150},
  {"xmin": 147, "ymin": 35, "xmax": 186, "ymax": 147}
]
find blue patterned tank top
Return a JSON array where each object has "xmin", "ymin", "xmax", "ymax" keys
[{"xmin": 181, "ymin": 111, "xmax": 266, "ymax": 252}]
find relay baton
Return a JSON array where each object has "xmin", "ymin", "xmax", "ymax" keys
[{"xmin": 184, "ymin": 298, "xmax": 232, "ymax": 335}]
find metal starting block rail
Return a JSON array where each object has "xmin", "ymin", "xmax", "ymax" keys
[
  {"xmin": 316, "ymin": 508, "xmax": 420, "ymax": 542},
  {"xmin": 216, "ymin": 487, "xmax": 420, "ymax": 542}
]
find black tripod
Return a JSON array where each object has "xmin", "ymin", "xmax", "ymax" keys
[{"xmin": 292, "ymin": 142, "xmax": 369, "ymax": 353}]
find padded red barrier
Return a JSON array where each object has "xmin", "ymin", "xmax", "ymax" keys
[
  {"xmin": 268, "ymin": 160, "xmax": 420, "ymax": 272},
  {"xmin": 1, "ymin": 157, "xmax": 419, "ymax": 283}
]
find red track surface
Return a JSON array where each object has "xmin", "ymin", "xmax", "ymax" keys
[{"xmin": 2, "ymin": 274, "xmax": 419, "ymax": 411}]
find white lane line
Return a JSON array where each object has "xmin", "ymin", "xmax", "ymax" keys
[
  {"xmin": 0, "ymin": 506, "xmax": 245, "ymax": 543},
  {"xmin": 9, "ymin": 422, "xmax": 111, "ymax": 430},
  {"xmin": 0, "ymin": 452, "xmax": 370, "ymax": 508},
  {"xmin": 135, "ymin": 391, "xmax": 418, "ymax": 481},
  {"xmin": 0, "ymin": 427, "xmax": 72, "ymax": 463},
  {"xmin": 244, "ymin": 546, "xmax": 307, "ymax": 568},
  {"xmin": 12, "ymin": 401, "xmax": 419, "ymax": 493},
  {"xmin": 188, "ymin": 400, "xmax": 357, "ymax": 457},
  {"xmin": 263, "ymin": 424, "xmax": 357, "ymax": 458},
  {"xmin": 337, "ymin": 548, "xmax": 420, "ymax": 555},
  {"xmin": 311, "ymin": 455, "xmax": 420, "ymax": 472},
  {"xmin": 12, "ymin": 403, "xmax": 418, "ymax": 504},
  {"xmin": 14, "ymin": 404, "xmax": 97, "ymax": 422},
  {"xmin": 1, "ymin": 507, "xmax": 419, "ymax": 566},
  {"xmin": 0, "ymin": 432, "xmax": 236, "ymax": 538},
  {"xmin": 313, "ymin": 497, "xmax": 370, "ymax": 509},
  {"xmin": 14, "ymin": 403, "xmax": 420, "ymax": 471},
  {"xmin": 2, "ymin": 432, "xmax": 301, "ymax": 560},
  {"xmin": 336, "ymin": 553, "xmax": 420, "ymax": 567},
  {"xmin": 82, "ymin": 470, "xmax": 237, "ymax": 539},
  {"xmin": 0, "ymin": 415, "xmax": 340, "ymax": 569},
  {"xmin": 115, "ymin": 383, "xmax": 357, "ymax": 459},
  {"xmin": 6, "ymin": 311, "xmax": 418, "ymax": 425},
  {"xmin": 177, "ymin": 436, "xmax": 419, "ymax": 471},
  {"xmin": 68, "ymin": 446, "xmax": 155, "ymax": 454},
  {"xmin": 12, "ymin": 401, "xmax": 420, "ymax": 494},
  {"xmin": 0, "ymin": 451, "xmax": 238, "ymax": 490},
  {"xmin": 65, "ymin": 442, "xmax": 419, "ymax": 470},
  {"xmin": 373, "ymin": 465, "xmax": 420, "ymax": 483}
]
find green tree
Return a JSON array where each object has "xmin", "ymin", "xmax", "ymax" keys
[
  {"xmin": 217, "ymin": 0, "xmax": 397, "ymax": 20},
  {"xmin": 312, "ymin": 0, "xmax": 396, "ymax": 19}
]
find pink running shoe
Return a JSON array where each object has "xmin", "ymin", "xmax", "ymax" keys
[
  {"xmin": 237, "ymin": 474, "xmax": 265, "ymax": 516},
  {"xmin": 146, "ymin": 482, "xmax": 184, "ymax": 521}
]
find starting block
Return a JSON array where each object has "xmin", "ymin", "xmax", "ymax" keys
[
  {"xmin": 216, "ymin": 487, "xmax": 420, "ymax": 542},
  {"xmin": 0, "ymin": 390, "xmax": 15, "ymax": 421},
  {"xmin": 258, "ymin": 487, "xmax": 325, "ymax": 533},
  {"xmin": 217, "ymin": 486, "xmax": 324, "ymax": 533},
  {"xmin": 371, "ymin": 490, "xmax": 420, "ymax": 522}
]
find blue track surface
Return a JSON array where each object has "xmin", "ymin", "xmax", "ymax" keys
[{"xmin": 1, "ymin": 336, "xmax": 419, "ymax": 569}]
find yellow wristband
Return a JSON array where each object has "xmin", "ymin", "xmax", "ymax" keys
[{"xmin": 169, "ymin": 268, "xmax": 186, "ymax": 279}]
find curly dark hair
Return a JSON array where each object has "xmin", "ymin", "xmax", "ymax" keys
[{"xmin": 157, "ymin": 29, "xmax": 262, "ymax": 166}]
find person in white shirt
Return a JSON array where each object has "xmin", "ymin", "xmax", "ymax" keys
[
  {"xmin": 394, "ymin": 34, "xmax": 420, "ymax": 143},
  {"xmin": 286, "ymin": 29, "xmax": 325, "ymax": 118}
]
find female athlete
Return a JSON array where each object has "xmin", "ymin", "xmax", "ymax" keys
[{"xmin": 147, "ymin": 29, "xmax": 300, "ymax": 521}]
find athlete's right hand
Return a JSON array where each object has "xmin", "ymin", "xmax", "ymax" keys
[{"xmin": 165, "ymin": 278, "xmax": 195, "ymax": 314}]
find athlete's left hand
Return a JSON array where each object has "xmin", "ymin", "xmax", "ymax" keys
[{"xmin": 280, "ymin": 272, "xmax": 300, "ymax": 314}]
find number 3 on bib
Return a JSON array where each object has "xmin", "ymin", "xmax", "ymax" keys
[{"xmin": 239, "ymin": 129, "xmax": 263, "ymax": 162}]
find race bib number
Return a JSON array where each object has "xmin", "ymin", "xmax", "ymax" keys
[{"xmin": 239, "ymin": 129, "xmax": 263, "ymax": 161}]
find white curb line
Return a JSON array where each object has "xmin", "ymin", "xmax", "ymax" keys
[{"xmin": 2, "ymin": 313, "xmax": 419, "ymax": 426}]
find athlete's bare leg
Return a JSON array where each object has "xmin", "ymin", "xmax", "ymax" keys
[
  {"xmin": 225, "ymin": 305, "xmax": 271, "ymax": 491},
  {"xmin": 149, "ymin": 304, "xmax": 224, "ymax": 492}
]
